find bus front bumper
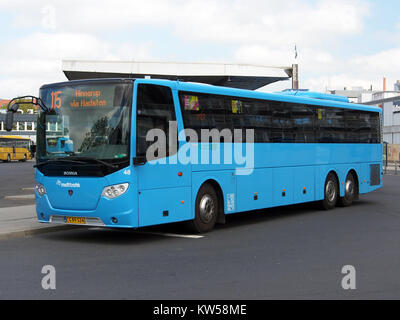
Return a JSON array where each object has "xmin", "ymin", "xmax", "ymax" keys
[{"xmin": 35, "ymin": 193, "xmax": 138, "ymax": 229}]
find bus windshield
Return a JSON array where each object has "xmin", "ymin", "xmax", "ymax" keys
[{"xmin": 37, "ymin": 81, "xmax": 133, "ymax": 163}]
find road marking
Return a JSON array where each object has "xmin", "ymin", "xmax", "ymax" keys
[
  {"xmin": 4, "ymin": 194, "xmax": 35, "ymax": 200},
  {"xmin": 90, "ymin": 227, "xmax": 204, "ymax": 239},
  {"xmin": 139, "ymin": 231, "xmax": 204, "ymax": 239},
  {"xmin": 22, "ymin": 187, "xmax": 35, "ymax": 191}
]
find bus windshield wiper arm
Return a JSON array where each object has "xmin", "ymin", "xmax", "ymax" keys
[
  {"xmin": 63, "ymin": 156, "xmax": 118, "ymax": 169},
  {"xmin": 34, "ymin": 159, "xmax": 87, "ymax": 168}
]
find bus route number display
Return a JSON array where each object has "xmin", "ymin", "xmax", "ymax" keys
[{"xmin": 50, "ymin": 88, "xmax": 108, "ymax": 109}]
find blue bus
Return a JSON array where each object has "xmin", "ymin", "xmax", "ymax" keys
[
  {"xmin": 30, "ymin": 78, "xmax": 382, "ymax": 233},
  {"xmin": 46, "ymin": 136, "xmax": 74, "ymax": 155}
]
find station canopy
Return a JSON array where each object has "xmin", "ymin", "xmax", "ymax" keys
[{"xmin": 62, "ymin": 60, "xmax": 293, "ymax": 90}]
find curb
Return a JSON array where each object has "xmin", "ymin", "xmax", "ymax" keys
[{"xmin": 0, "ymin": 225, "xmax": 79, "ymax": 241}]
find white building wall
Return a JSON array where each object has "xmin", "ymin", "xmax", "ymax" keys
[
  {"xmin": 383, "ymin": 102, "xmax": 393, "ymax": 126},
  {"xmin": 384, "ymin": 133, "xmax": 392, "ymax": 144}
]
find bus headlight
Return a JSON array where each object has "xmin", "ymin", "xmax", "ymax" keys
[
  {"xmin": 101, "ymin": 183, "xmax": 129, "ymax": 199},
  {"xmin": 35, "ymin": 183, "xmax": 47, "ymax": 196}
]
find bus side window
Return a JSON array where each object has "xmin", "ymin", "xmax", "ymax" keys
[
  {"xmin": 345, "ymin": 110, "xmax": 360, "ymax": 143},
  {"xmin": 292, "ymin": 104, "xmax": 315, "ymax": 143},
  {"xmin": 272, "ymin": 102, "xmax": 294, "ymax": 143},
  {"xmin": 240, "ymin": 99, "xmax": 272, "ymax": 143},
  {"xmin": 318, "ymin": 108, "xmax": 345, "ymax": 143},
  {"xmin": 179, "ymin": 92, "xmax": 232, "ymax": 142}
]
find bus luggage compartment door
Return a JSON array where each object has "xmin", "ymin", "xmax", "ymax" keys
[
  {"xmin": 138, "ymin": 187, "xmax": 191, "ymax": 227},
  {"xmin": 135, "ymin": 157, "xmax": 192, "ymax": 227}
]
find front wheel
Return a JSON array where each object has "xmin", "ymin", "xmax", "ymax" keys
[
  {"xmin": 189, "ymin": 184, "xmax": 219, "ymax": 233},
  {"xmin": 321, "ymin": 173, "xmax": 339, "ymax": 210}
]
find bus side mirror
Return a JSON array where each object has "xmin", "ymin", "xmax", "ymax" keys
[
  {"xmin": 5, "ymin": 111, "xmax": 14, "ymax": 131},
  {"xmin": 10, "ymin": 103, "xmax": 19, "ymax": 113}
]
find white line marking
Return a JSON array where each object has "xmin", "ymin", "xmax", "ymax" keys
[
  {"xmin": 4, "ymin": 194, "xmax": 35, "ymax": 200},
  {"xmin": 140, "ymin": 231, "xmax": 204, "ymax": 239},
  {"xmin": 86, "ymin": 227, "xmax": 204, "ymax": 239},
  {"xmin": 22, "ymin": 187, "xmax": 35, "ymax": 191}
]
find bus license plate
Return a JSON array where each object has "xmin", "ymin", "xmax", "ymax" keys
[{"xmin": 65, "ymin": 217, "xmax": 86, "ymax": 225}]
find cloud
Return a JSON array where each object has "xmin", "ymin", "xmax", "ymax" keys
[
  {"xmin": 0, "ymin": 32, "xmax": 153, "ymax": 97},
  {"xmin": 1, "ymin": 0, "xmax": 396, "ymax": 99},
  {"xmin": 233, "ymin": 45, "xmax": 334, "ymax": 69},
  {"xmin": 351, "ymin": 48, "xmax": 400, "ymax": 76},
  {"xmin": 3, "ymin": 0, "xmax": 369, "ymax": 43}
]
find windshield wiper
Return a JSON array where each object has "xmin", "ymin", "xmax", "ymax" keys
[
  {"xmin": 34, "ymin": 159, "xmax": 87, "ymax": 168},
  {"xmin": 62, "ymin": 156, "xmax": 118, "ymax": 169}
]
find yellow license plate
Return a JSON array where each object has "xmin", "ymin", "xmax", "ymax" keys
[{"xmin": 65, "ymin": 217, "xmax": 86, "ymax": 225}]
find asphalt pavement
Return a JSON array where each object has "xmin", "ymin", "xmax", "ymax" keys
[
  {"xmin": 0, "ymin": 173, "xmax": 399, "ymax": 299},
  {"xmin": 0, "ymin": 160, "xmax": 35, "ymax": 208}
]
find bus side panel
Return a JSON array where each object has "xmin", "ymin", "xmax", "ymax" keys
[
  {"xmin": 359, "ymin": 162, "xmax": 383, "ymax": 194},
  {"xmin": 358, "ymin": 163, "xmax": 368, "ymax": 194},
  {"xmin": 236, "ymin": 168, "xmax": 273, "ymax": 212},
  {"xmin": 272, "ymin": 167, "xmax": 294, "ymax": 206},
  {"xmin": 192, "ymin": 171, "xmax": 237, "ymax": 216},
  {"xmin": 138, "ymin": 186, "xmax": 192, "ymax": 227},
  {"xmin": 293, "ymin": 166, "xmax": 316, "ymax": 204}
]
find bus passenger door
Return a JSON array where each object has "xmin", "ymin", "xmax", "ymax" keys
[{"xmin": 134, "ymin": 83, "xmax": 191, "ymax": 227}]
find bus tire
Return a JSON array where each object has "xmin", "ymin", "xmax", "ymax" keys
[
  {"xmin": 339, "ymin": 172, "xmax": 356, "ymax": 207},
  {"xmin": 321, "ymin": 172, "xmax": 339, "ymax": 210},
  {"xmin": 190, "ymin": 183, "xmax": 218, "ymax": 233}
]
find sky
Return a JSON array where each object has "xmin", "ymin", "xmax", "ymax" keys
[{"xmin": 0, "ymin": 0, "xmax": 399, "ymax": 98}]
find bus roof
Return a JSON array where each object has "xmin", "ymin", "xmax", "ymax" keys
[
  {"xmin": 41, "ymin": 78, "xmax": 382, "ymax": 113},
  {"xmin": 170, "ymin": 80, "xmax": 382, "ymax": 113}
]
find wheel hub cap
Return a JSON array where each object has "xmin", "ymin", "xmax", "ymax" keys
[
  {"xmin": 326, "ymin": 181, "xmax": 336, "ymax": 202},
  {"xmin": 199, "ymin": 195, "xmax": 215, "ymax": 224}
]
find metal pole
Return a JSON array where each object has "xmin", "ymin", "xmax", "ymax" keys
[
  {"xmin": 292, "ymin": 64, "xmax": 299, "ymax": 90},
  {"xmin": 386, "ymin": 142, "xmax": 388, "ymax": 168}
]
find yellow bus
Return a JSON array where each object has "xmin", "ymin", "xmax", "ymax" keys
[{"xmin": 0, "ymin": 136, "xmax": 33, "ymax": 162}]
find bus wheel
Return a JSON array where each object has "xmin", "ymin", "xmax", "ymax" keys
[
  {"xmin": 321, "ymin": 173, "xmax": 338, "ymax": 210},
  {"xmin": 339, "ymin": 173, "xmax": 356, "ymax": 207},
  {"xmin": 190, "ymin": 184, "xmax": 218, "ymax": 233}
]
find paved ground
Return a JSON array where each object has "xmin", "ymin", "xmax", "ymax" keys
[
  {"xmin": 0, "ymin": 174, "xmax": 399, "ymax": 299},
  {"xmin": 0, "ymin": 160, "xmax": 35, "ymax": 208},
  {"xmin": 0, "ymin": 205, "xmax": 72, "ymax": 240}
]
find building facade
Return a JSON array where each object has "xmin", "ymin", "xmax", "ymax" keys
[
  {"xmin": 365, "ymin": 95, "xmax": 400, "ymax": 144},
  {"xmin": 0, "ymin": 113, "xmax": 37, "ymax": 143}
]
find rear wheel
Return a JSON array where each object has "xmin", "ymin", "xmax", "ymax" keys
[
  {"xmin": 189, "ymin": 184, "xmax": 218, "ymax": 233},
  {"xmin": 339, "ymin": 173, "xmax": 356, "ymax": 207},
  {"xmin": 321, "ymin": 173, "xmax": 339, "ymax": 210}
]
